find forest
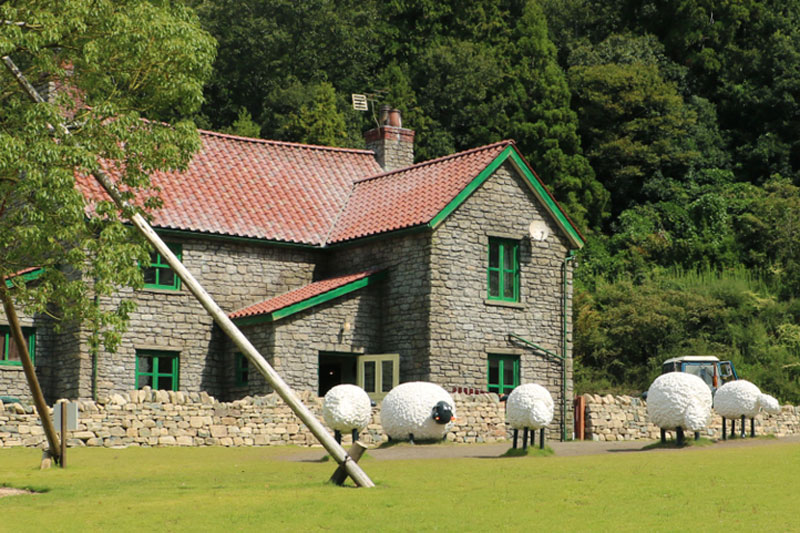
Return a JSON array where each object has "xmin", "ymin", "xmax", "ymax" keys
[{"xmin": 185, "ymin": 0, "xmax": 800, "ymax": 402}]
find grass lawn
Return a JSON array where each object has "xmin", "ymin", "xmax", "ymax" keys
[{"xmin": 1, "ymin": 440, "xmax": 798, "ymax": 532}]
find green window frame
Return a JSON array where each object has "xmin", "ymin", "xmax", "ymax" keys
[
  {"xmin": 235, "ymin": 352, "xmax": 249, "ymax": 387},
  {"xmin": 487, "ymin": 354, "xmax": 519, "ymax": 395},
  {"xmin": 0, "ymin": 325, "xmax": 35, "ymax": 366},
  {"xmin": 143, "ymin": 243, "xmax": 182, "ymax": 290},
  {"xmin": 135, "ymin": 350, "xmax": 179, "ymax": 391},
  {"xmin": 487, "ymin": 238, "xmax": 519, "ymax": 301}
]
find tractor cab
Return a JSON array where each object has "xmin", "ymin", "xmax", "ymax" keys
[{"xmin": 661, "ymin": 355, "xmax": 738, "ymax": 394}]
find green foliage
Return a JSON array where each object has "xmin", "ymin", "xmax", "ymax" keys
[
  {"xmin": 575, "ymin": 267, "xmax": 800, "ymax": 402},
  {"xmin": 0, "ymin": 1, "xmax": 214, "ymax": 350},
  {"xmin": 192, "ymin": 0, "xmax": 379, "ymax": 144},
  {"xmin": 219, "ymin": 108, "xmax": 262, "ymax": 138},
  {"xmin": 275, "ymin": 81, "xmax": 350, "ymax": 147}
]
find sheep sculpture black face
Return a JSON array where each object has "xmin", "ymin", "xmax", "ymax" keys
[
  {"xmin": 432, "ymin": 401, "xmax": 453, "ymax": 424},
  {"xmin": 381, "ymin": 382, "xmax": 456, "ymax": 441}
]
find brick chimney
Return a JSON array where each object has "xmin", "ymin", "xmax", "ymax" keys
[{"xmin": 364, "ymin": 105, "xmax": 415, "ymax": 172}]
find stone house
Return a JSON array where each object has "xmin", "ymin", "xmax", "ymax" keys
[{"xmin": 1, "ymin": 110, "xmax": 583, "ymax": 435}]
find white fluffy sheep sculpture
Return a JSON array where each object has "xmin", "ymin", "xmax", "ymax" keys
[
  {"xmin": 714, "ymin": 380, "xmax": 782, "ymax": 439},
  {"xmin": 647, "ymin": 372, "xmax": 713, "ymax": 444},
  {"xmin": 505, "ymin": 383, "xmax": 554, "ymax": 450},
  {"xmin": 322, "ymin": 384, "xmax": 373, "ymax": 444},
  {"xmin": 380, "ymin": 382, "xmax": 456, "ymax": 442}
]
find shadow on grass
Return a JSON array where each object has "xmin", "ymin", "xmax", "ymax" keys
[
  {"xmin": 316, "ymin": 453, "xmax": 374, "ymax": 463},
  {"xmin": 375, "ymin": 439, "xmax": 452, "ymax": 449},
  {"xmin": 500, "ymin": 447, "xmax": 554, "ymax": 458},
  {"xmin": 642, "ymin": 437, "xmax": 715, "ymax": 450}
]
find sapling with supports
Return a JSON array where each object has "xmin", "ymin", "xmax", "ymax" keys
[{"xmin": 2, "ymin": 55, "xmax": 375, "ymax": 488}]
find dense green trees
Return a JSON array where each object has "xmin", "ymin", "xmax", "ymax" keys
[
  {"xmin": 189, "ymin": 0, "xmax": 800, "ymax": 400},
  {"xmin": 0, "ymin": 1, "xmax": 214, "ymax": 349}
]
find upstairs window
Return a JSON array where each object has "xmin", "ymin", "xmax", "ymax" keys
[
  {"xmin": 487, "ymin": 238, "xmax": 519, "ymax": 301},
  {"xmin": 143, "ymin": 243, "xmax": 181, "ymax": 290},
  {"xmin": 0, "ymin": 325, "xmax": 35, "ymax": 366}
]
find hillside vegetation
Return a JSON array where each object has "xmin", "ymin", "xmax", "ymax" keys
[{"xmin": 187, "ymin": 0, "xmax": 800, "ymax": 402}]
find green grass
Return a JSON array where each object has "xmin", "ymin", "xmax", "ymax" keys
[{"xmin": 1, "ymin": 441, "xmax": 799, "ymax": 531}]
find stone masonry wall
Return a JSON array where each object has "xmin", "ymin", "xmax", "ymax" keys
[
  {"xmin": 328, "ymin": 232, "xmax": 432, "ymax": 383},
  {"xmin": 0, "ymin": 389, "xmax": 509, "ymax": 449},
  {"xmin": 234, "ymin": 285, "xmax": 383, "ymax": 398},
  {"xmin": 582, "ymin": 394, "xmax": 800, "ymax": 441},
  {"xmin": 429, "ymin": 161, "xmax": 575, "ymax": 434},
  {"xmin": 91, "ymin": 237, "xmax": 320, "ymax": 400}
]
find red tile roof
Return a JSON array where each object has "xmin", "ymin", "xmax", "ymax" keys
[
  {"xmin": 78, "ymin": 132, "xmax": 566, "ymax": 246},
  {"xmin": 229, "ymin": 269, "xmax": 381, "ymax": 321},
  {"xmin": 326, "ymin": 141, "xmax": 511, "ymax": 243},
  {"xmin": 77, "ymin": 130, "xmax": 383, "ymax": 245}
]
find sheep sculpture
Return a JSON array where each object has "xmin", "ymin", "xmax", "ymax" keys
[
  {"xmin": 646, "ymin": 372, "xmax": 713, "ymax": 443},
  {"xmin": 322, "ymin": 384, "xmax": 373, "ymax": 444},
  {"xmin": 505, "ymin": 383, "xmax": 554, "ymax": 450},
  {"xmin": 714, "ymin": 380, "xmax": 781, "ymax": 439},
  {"xmin": 380, "ymin": 382, "xmax": 455, "ymax": 442}
]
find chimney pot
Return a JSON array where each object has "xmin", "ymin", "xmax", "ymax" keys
[
  {"xmin": 387, "ymin": 109, "xmax": 402, "ymax": 128},
  {"xmin": 364, "ymin": 105, "xmax": 415, "ymax": 172},
  {"xmin": 379, "ymin": 104, "xmax": 391, "ymax": 125}
]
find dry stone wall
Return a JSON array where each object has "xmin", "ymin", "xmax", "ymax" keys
[
  {"xmin": 0, "ymin": 389, "xmax": 509, "ymax": 449},
  {"xmin": 583, "ymin": 394, "xmax": 800, "ymax": 441}
]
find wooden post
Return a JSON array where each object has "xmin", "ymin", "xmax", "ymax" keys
[
  {"xmin": 329, "ymin": 441, "xmax": 368, "ymax": 486},
  {"xmin": 2, "ymin": 56, "xmax": 375, "ymax": 488},
  {"xmin": 0, "ymin": 287, "xmax": 61, "ymax": 463},
  {"xmin": 60, "ymin": 401, "xmax": 67, "ymax": 468},
  {"xmin": 573, "ymin": 395, "xmax": 585, "ymax": 441}
]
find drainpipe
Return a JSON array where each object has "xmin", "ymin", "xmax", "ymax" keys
[{"xmin": 562, "ymin": 250, "xmax": 576, "ymax": 440}]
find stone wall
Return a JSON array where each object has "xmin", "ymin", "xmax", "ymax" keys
[
  {"xmin": 429, "ymin": 161, "xmax": 574, "ymax": 417},
  {"xmin": 0, "ymin": 389, "xmax": 509, "ymax": 449},
  {"xmin": 582, "ymin": 394, "xmax": 800, "ymax": 441},
  {"xmin": 92, "ymin": 237, "xmax": 321, "ymax": 401},
  {"xmin": 329, "ymin": 231, "xmax": 433, "ymax": 383},
  {"xmin": 236, "ymin": 284, "xmax": 383, "ymax": 397}
]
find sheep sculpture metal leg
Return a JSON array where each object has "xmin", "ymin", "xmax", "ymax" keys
[
  {"xmin": 539, "ymin": 428, "xmax": 545, "ymax": 450},
  {"xmin": 741, "ymin": 415, "xmax": 746, "ymax": 438}
]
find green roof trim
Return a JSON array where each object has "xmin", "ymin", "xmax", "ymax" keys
[
  {"xmin": 233, "ymin": 270, "xmax": 387, "ymax": 326},
  {"xmin": 4, "ymin": 268, "xmax": 45, "ymax": 289},
  {"xmin": 427, "ymin": 145, "xmax": 584, "ymax": 249}
]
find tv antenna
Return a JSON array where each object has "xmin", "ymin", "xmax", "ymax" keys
[{"xmin": 351, "ymin": 90, "xmax": 388, "ymax": 127}]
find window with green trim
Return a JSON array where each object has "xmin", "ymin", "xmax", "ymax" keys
[
  {"xmin": 487, "ymin": 354, "xmax": 519, "ymax": 395},
  {"xmin": 0, "ymin": 325, "xmax": 35, "ymax": 366},
  {"xmin": 235, "ymin": 352, "xmax": 249, "ymax": 387},
  {"xmin": 143, "ymin": 243, "xmax": 181, "ymax": 290},
  {"xmin": 487, "ymin": 238, "xmax": 519, "ymax": 301},
  {"xmin": 135, "ymin": 350, "xmax": 179, "ymax": 391}
]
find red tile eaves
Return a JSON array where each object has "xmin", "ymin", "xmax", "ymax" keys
[{"xmin": 229, "ymin": 269, "xmax": 380, "ymax": 320}]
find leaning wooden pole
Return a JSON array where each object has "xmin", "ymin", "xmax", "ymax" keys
[
  {"xmin": 105, "ymin": 192, "xmax": 375, "ymax": 488},
  {"xmin": 0, "ymin": 286, "xmax": 61, "ymax": 462},
  {"xmin": 3, "ymin": 55, "xmax": 374, "ymax": 488}
]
